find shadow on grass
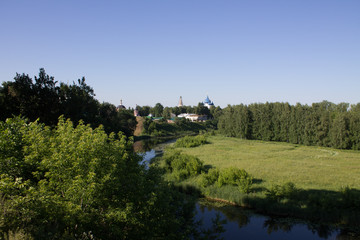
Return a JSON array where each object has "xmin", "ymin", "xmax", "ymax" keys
[
  {"xmin": 203, "ymin": 164, "xmax": 213, "ymax": 172},
  {"xmin": 250, "ymin": 186, "xmax": 267, "ymax": 193},
  {"xmin": 252, "ymin": 178, "xmax": 263, "ymax": 184}
]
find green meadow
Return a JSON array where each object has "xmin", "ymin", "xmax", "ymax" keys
[
  {"xmin": 159, "ymin": 135, "xmax": 360, "ymax": 231},
  {"xmin": 179, "ymin": 135, "xmax": 360, "ymax": 191}
]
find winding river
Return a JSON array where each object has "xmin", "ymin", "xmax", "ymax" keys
[{"xmin": 134, "ymin": 138, "xmax": 354, "ymax": 240}]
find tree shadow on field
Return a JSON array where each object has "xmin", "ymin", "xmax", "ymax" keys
[
  {"xmin": 203, "ymin": 164, "xmax": 213, "ymax": 172},
  {"xmin": 243, "ymin": 186, "xmax": 360, "ymax": 238},
  {"xmin": 251, "ymin": 187, "xmax": 267, "ymax": 193}
]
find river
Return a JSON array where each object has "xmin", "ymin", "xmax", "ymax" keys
[{"xmin": 134, "ymin": 138, "xmax": 355, "ymax": 240}]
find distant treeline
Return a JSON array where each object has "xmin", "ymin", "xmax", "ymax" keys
[
  {"xmin": 135, "ymin": 103, "xmax": 222, "ymax": 119},
  {"xmin": 218, "ymin": 101, "xmax": 360, "ymax": 150},
  {"xmin": 0, "ymin": 68, "xmax": 136, "ymax": 136}
]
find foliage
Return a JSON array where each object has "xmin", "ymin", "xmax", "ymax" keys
[
  {"xmin": 162, "ymin": 150, "xmax": 204, "ymax": 181},
  {"xmin": 265, "ymin": 182, "xmax": 299, "ymax": 202},
  {"xmin": 0, "ymin": 117, "xmax": 200, "ymax": 239},
  {"xmin": 199, "ymin": 168, "xmax": 220, "ymax": 188},
  {"xmin": 0, "ymin": 69, "xmax": 136, "ymax": 136},
  {"xmin": 198, "ymin": 166, "xmax": 253, "ymax": 194},
  {"xmin": 174, "ymin": 135, "xmax": 208, "ymax": 148},
  {"xmin": 150, "ymin": 103, "xmax": 164, "ymax": 117},
  {"xmin": 218, "ymin": 101, "xmax": 360, "ymax": 150},
  {"xmin": 142, "ymin": 118, "xmax": 207, "ymax": 137},
  {"xmin": 216, "ymin": 167, "xmax": 253, "ymax": 193}
]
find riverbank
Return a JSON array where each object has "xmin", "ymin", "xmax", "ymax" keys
[{"xmin": 156, "ymin": 135, "xmax": 360, "ymax": 234}]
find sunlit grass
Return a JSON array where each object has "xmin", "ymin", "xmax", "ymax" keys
[{"xmin": 178, "ymin": 135, "xmax": 360, "ymax": 191}]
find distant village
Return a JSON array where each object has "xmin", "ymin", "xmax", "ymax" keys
[{"xmin": 116, "ymin": 96, "xmax": 215, "ymax": 122}]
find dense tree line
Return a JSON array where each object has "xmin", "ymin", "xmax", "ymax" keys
[
  {"xmin": 218, "ymin": 101, "xmax": 360, "ymax": 150},
  {"xmin": 0, "ymin": 69, "xmax": 136, "ymax": 136},
  {"xmin": 136, "ymin": 103, "xmax": 222, "ymax": 119}
]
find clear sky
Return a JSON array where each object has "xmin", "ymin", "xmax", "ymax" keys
[{"xmin": 1, "ymin": 0, "xmax": 359, "ymax": 108}]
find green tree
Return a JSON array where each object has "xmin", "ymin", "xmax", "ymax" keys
[
  {"xmin": 0, "ymin": 117, "xmax": 198, "ymax": 239},
  {"xmin": 162, "ymin": 107, "xmax": 172, "ymax": 119},
  {"xmin": 151, "ymin": 103, "xmax": 164, "ymax": 117},
  {"xmin": 195, "ymin": 102, "xmax": 210, "ymax": 116}
]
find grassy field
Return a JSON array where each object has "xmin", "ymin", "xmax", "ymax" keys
[
  {"xmin": 178, "ymin": 135, "xmax": 360, "ymax": 191},
  {"xmin": 158, "ymin": 135, "xmax": 360, "ymax": 231}
]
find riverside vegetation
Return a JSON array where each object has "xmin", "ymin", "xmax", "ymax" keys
[
  {"xmin": 2, "ymin": 69, "xmax": 360, "ymax": 237},
  {"xmin": 156, "ymin": 134, "xmax": 360, "ymax": 233},
  {"xmin": 0, "ymin": 117, "xmax": 227, "ymax": 239}
]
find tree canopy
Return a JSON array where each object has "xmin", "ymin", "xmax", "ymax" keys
[
  {"xmin": 0, "ymin": 69, "xmax": 136, "ymax": 136},
  {"xmin": 0, "ymin": 117, "xmax": 198, "ymax": 239},
  {"xmin": 218, "ymin": 101, "xmax": 360, "ymax": 150}
]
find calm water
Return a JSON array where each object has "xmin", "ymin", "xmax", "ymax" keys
[
  {"xmin": 134, "ymin": 138, "xmax": 357, "ymax": 240},
  {"xmin": 195, "ymin": 202, "xmax": 343, "ymax": 240}
]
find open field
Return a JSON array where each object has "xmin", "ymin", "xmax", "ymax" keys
[{"xmin": 178, "ymin": 135, "xmax": 360, "ymax": 191}]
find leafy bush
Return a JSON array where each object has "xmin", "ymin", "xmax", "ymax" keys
[
  {"xmin": 163, "ymin": 150, "xmax": 204, "ymax": 181},
  {"xmin": 199, "ymin": 167, "xmax": 252, "ymax": 193},
  {"xmin": 199, "ymin": 168, "xmax": 220, "ymax": 188},
  {"xmin": 266, "ymin": 182, "xmax": 299, "ymax": 201},
  {"xmin": 174, "ymin": 135, "xmax": 208, "ymax": 148},
  {"xmin": 217, "ymin": 167, "xmax": 253, "ymax": 193}
]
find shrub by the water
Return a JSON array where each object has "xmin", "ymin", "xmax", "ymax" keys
[
  {"xmin": 199, "ymin": 168, "xmax": 220, "ymax": 188},
  {"xmin": 163, "ymin": 150, "xmax": 204, "ymax": 180},
  {"xmin": 265, "ymin": 182, "xmax": 299, "ymax": 202},
  {"xmin": 217, "ymin": 167, "xmax": 253, "ymax": 193},
  {"xmin": 174, "ymin": 135, "xmax": 208, "ymax": 148},
  {"xmin": 199, "ymin": 167, "xmax": 253, "ymax": 193}
]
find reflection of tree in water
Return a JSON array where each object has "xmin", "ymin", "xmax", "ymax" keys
[
  {"xmin": 199, "ymin": 202, "xmax": 250, "ymax": 228},
  {"xmin": 336, "ymin": 229, "xmax": 360, "ymax": 240},
  {"xmin": 264, "ymin": 218, "xmax": 339, "ymax": 238},
  {"xmin": 264, "ymin": 218, "xmax": 293, "ymax": 234},
  {"xmin": 307, "ymin": 223, "xmax": 335, "ymax": 239},
  {"xmin": 264, "ymin": 217, "xmax": 342, "ymax": 239}
]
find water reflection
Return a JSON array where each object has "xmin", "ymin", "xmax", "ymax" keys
[
  {"xmin": 134, "ymin": 137, "xmax": 177, "ymax": 168},
  {"xmin": 133, "ymin": 137, "xmax": 177, "ymax": 153},
  {"xmin": 196, "ymin": 200, "xmax": 342, "ymax": 240}
]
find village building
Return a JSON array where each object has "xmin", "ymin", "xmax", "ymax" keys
[
  {"xmin": 116, "ymin": 99, "xmax": 126, "ymax": 111},
  {"xmin": 177, "ymin": 113, "xmax": 207, "ymax": 122},
  {"xmin": 203, "ymin": 95, "xmax": 214, "ymax": 109},
  {"xmin": 178, "ymin": 96, "xmax": 183, "ymax": 107}
]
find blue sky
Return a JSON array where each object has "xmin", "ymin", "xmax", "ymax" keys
[{"xmin": 1, "ymin": 1, "xmax": 359, "ymax": 108}]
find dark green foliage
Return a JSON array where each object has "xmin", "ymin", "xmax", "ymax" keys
[
  {"xmin": 199, "ymin": 167, "xmax": 253, "ymax": 194},
  {"xmin": 174, "ymin": 135, "xmax": 208, "ymax": 148},
  {"xmin": 199, "ymin": 168, "xmax": 220, "ymax": 188},
  {"xmin": 0, "ymin": 117, "xmax": 199, "ymax": 239},
  {"xmin": 265, "ymin": 182, "xmax": 299, "ymax": 202},
  {"xmin": 340, "ymin": 186, "xmax": 360, "ymax": 209},
  {"xmin": 97, "ymin": 102, "xmax": 136, "ymax": 136},
  {"xmin": 218, "ymin": 101, "xmax": 360, "ymax": 150},
  {"xmin": 142, "ymin": 118, "xmax": 207, "ymax": 137},
  {"xmin": 150, "ymin": 103, "xmax": 164, "ymax": 117},
  {"xmin": 0, "ymin": 69, "xmax": 136, "ymax": 136},
  {"xmin": 217, "ymin": 167, "xmax": 253, "ymax": 193},
  {"xmin": 163, "ymin": 150, "xmax": 204, "ymax": 181}
]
